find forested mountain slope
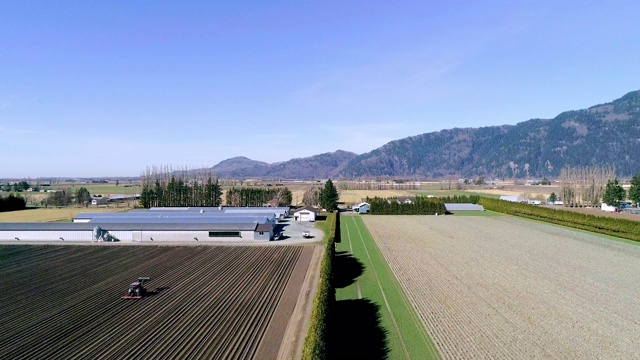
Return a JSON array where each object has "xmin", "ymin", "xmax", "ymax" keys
[{"xmin": 338, "ymin": 90, "xmax": 640, "ymax": 178}]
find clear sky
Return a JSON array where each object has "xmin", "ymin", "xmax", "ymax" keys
[{"xmin": 1, "ymin": 1, "xmax": 639, "ymax": 178}]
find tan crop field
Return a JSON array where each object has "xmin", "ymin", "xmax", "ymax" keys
[
  {"xmin": 339, "ymin": 189, "xmax": 414, "ymax": 205},
  {"xmin": 362, "ymin": 215, "xmax": 640, "ymax": 359},
  {"xmin": 0, "ymin": 207, "xmax": 132, "ymax": 223}
]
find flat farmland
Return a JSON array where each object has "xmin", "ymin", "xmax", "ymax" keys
[
  {"xmin": 0, "ymin": 207, "xmax": 132, "ymax": 223},
  {"xmin": 362, "ymin": 215, "xmax": 640, "ymax": 359},
  {"xmin": 0, "ymin": 245, "xmax": 315, "ymax": 359}
]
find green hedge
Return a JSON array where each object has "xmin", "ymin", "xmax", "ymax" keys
[
  {"xmin": 440, "ymin": 195, "xmax": 480, "ymax": 204},
  {"xmin": 367, "ymin": 196, "xmax": 446, "ymax": 215},
  {"xmin": 302, "ymin": 211, "xmax": 338, "ymax": 360},
  {"xmin": 478, "ymin": 197, "xmax": 640, "ymax": 242}
]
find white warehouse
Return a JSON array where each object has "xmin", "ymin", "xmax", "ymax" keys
[{"xmin": 0, "ymin": 207, "xmax": 288, "ymax": 243}]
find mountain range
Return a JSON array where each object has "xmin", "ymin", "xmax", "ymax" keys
[{"xmin": 212, "ymin": 90, "xmax": 640, "ymax": 179}]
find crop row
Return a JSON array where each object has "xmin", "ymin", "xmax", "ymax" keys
[
  {"xmin": 0, "ymin": 244, "xmax": 310, "ymax": 359},
  {"xmin": 362, "ymin": 215, "xmax": 640, "ymax": 359}
]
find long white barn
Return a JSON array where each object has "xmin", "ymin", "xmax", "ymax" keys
[{"xmin": 0, "ymin": 207, "xmax": 287, "ymax": 243}]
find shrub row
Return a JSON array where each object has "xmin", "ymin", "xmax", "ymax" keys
[
  {"xmin": 367, "ymin": 196, "xmax": 446, "ymax": 215},
  {"xmin": 302, "ymin": 211, "xmax": 338, "ymax": 360},
  {"xmin": 440, "ymin": 195, "xmax": 481, "ymax": 204},
  {"xmin": 0, "ymin": 194, "xmax": 27, "ymax": 212},
  {"xmin": 478, "ymin": 197, "xmax": 640, "ymax": 242}
]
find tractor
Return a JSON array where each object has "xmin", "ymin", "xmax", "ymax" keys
[{"xmin": 122, "ymin": 277, "xmax": 151, "ymax": 299}]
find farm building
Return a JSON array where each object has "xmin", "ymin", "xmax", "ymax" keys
[
  {"xmin": 91, "ymin": 197, "xmax": 108, "ymax": 206},
  {"xmin": 293, "ymin": 206, "xmax": 317, "ymax": 222},
  {"xmin": 0, "ymin": 207, "xmax": 285, "ymax": 242},
  {"xmin": 148, "ymin": 206, "xmax": 290, "ymax": 219},
  {"xmin": 397, "ymin": 196, "xmax": 416, "ymax": 204},
  {"xmin": 0, "ymin": 222, "xmax": 272, "ymax": 242},
  {"xmin": 353, "ymin": 202, "xmax": 370, "ymax": 214},
  {"xmin": 499, "ymin": 195, "xmax": 528, "ymax": 203},
  {"xmin": 444, "ymin": 203, "xmax": 485, "ymax": 213}
]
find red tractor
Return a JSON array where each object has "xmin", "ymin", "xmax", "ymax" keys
[{"xmin": 122, "ymin": 277, "xmax": 151, "ymax": 299}]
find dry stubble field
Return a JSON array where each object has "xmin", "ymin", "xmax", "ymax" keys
[{"xmin": 362, "ymin": 215, "xmax": 640, "ymax": 359}]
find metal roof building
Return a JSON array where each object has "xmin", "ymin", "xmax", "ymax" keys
[
  {"xmin": 0, "ymin": 208, "xmax": 283, "ymax": 243},
  {"xmin": 444, "ymin": 203, "xmax": 485, "ymax": 212}
]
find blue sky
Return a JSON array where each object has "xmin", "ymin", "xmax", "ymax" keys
[{"xmin": 1, "ymin": 1, "xmax": 639, "ymax": 177}]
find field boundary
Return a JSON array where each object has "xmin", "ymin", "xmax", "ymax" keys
[
  {"xmin": 277, "ymin": 245, "xmax": 323, "ymax": 360},
  {"xmin": 338, "ymin": 215, "xmax": 439, "ymax": 359}
]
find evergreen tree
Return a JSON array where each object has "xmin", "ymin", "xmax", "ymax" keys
[
  {"xmin": 548, "ymin": 192, "xmax": 557, "ymax": 204},
  {"xmin": 75, "ymin": 187, "xmax": 92, "ymax": 207},
  {"xmin": 320, "ymin": 179, "xmax": 339, "ymax": 211},
  {"xmin": 629, "ymin": 174, "xmax": 640, "ymax": 207},
  {"xmin": 603, "ymin": 178, "xmax": 626, "ymax": 207}
]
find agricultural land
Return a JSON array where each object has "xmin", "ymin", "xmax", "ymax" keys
[
  {"xmin": 0, "ymin": 245, "xmax": 316, "ymax": 359},
  {"xmin": 334, "ymin": 215, "xmax": 439, "ymax": 359},
  {"xmin": 362, "ymin": 215, "xmax": 640, "ymax": 359}
]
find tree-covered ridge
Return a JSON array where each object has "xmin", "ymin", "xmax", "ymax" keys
[
  {"xmin": 339, "ymin": 90, "xmax": 640, "ymax": 178},
  {"xmin": 212, "ymin": 150, "xmax": 358, "ymax": 180}
]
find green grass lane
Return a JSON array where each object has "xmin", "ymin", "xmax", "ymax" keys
[
  {"xmin": 338, "ymin": 215, "xmax": 440, "ymax": 360},
  {"xmin": 451, "ymin": 210, "xmax": 505, "ymax": 216}
]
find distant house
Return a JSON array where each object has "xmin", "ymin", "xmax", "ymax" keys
[
  {"xmin": 353, "ymin": 202, "xmax": 370, "ymax": 214},
  {"xmin": 293, "ymin": 206, "xmax": 317, "ymax": 222},
  {"xmin": 91, "ymin": 197, "xmax": 108, "ymax": 206},
  {"xmin": 397, "ymin": 196, "xmax": 416, "ymax": 204},
  {"xmin": 499, "ymin": 195, "xmax": 528, "ymax": 203}
]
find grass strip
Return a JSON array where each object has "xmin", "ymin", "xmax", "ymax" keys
[{"xmin": 338, "ymin": 215, "xmax": 439, "ymax": 360}]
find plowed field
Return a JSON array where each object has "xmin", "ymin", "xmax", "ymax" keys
[
  {"xmin": 362, "ymin": 215, "xmax": 640, "ymax": 359},
  {"xmin": 0, "ymin": 245, "xmax": 314, "ymax": 359}
]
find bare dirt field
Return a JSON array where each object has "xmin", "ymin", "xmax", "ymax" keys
[
  {"xmin": 0, "ymin": 245, "xmax": 315, "ymax": 359},
  {"xmin": 362, "ymin": 215, "xmax": 640, "ymax": 359}
]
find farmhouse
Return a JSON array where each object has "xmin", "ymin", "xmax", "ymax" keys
[
  {"xmin": 0, "ymin": 206, "xmax": 288, "ymax": 242},
  {"xmin": 353, "ymin": 202, "xmax": 370, "ymax": 214},
  {"xmin": 91, "ymin": 197, "xmax": 108, "ymax": 206},
  {"xmin": 387, "ymin": 196, "xmax": 416, "ymax": 204},
  {"xmin": 293, "ymin": 206, "xmax": 317, "ymax": 222}
]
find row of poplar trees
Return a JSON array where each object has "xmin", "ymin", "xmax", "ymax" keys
[
  {"xmin": 225, "ymin": 187, "xmax": 292, "ymax": 207},
  {"xmin": 140, "ymin": 167, "xmax": 223, "ymax": 208}
]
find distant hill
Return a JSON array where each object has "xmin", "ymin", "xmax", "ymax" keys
[
  {"xmin": 337, "ymin": 90, "xmax": 640, "ymax": 178},
  {"xmin": 212, "ymin": 156, "xmax": 269, "ymax": 175},
  {"xmin": 212, "ymin": 150, "xmax": 358, "ymax": 179}
]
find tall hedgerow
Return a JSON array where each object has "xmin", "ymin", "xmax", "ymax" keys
[
  {"xmin": 478, "ymin": 197, "xmax": 640, "ymax": 242},
  {"xmin": 302, "ymin": 211, "xmax": 338, "ymax": 359}
]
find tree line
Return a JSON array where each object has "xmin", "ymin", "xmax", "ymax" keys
[
  {"xmin": 0, "ymin": 194, "xmax": 27, "ymax": 212},
  {"xmin": 478, "ymin": 197, "xmax": 640, "ymax": 242},
  {"xmin": 366, "ymin": 196, "xmax": 446, "ymax": 215},
  {"xmin": 558, "ymin": 166, "xmax": 640, "ymax": 208},
  {"xmin": 140, "ymin": 166, "xmax": 223, "ymax": 208},
  {"xmin": 337, "ymin": 180, "xmax": 421, "ymax": 190},
  {"xmin": 225, "ymin": 187, "xmax": 292, "ymax": 207},
  {"xmin": 440, "ymin": 195, "xmax": 481, "ymax": 204}
]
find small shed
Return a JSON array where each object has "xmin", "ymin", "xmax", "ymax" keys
[
  {"xmin": 353, "ymin": 202, "xmax": 370, "ymax": 214},
  {"xmin": 293, "ymin": 206, "xmax": 317, "ymax": 222}
]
